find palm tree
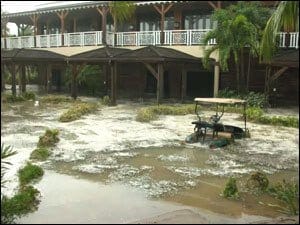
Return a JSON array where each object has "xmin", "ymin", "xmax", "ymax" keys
[
  {"xmin": 1, "ymin": 144, "xmax": 17, "ymax": 189},
  {"xmin": 108, "ymin": 1, "xmax": 136, "ymax": 32},
  {"xmin": 260, "ymin": 1, "xmax": 299, "ymax": 63}
]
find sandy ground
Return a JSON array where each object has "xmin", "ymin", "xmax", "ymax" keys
[{"xmin": 131, "ymin": 209, "xmax": 299, "ymax": 224}]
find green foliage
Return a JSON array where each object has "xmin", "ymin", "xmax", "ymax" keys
[
  {"xmin": 22, "ymin": 91, "xmax": 36, "ymax": 100},
  {"xmin": 268, "ymin": 180, "xmax": 299, "ymax": 215},
  {"xmin": 101, "ymin": 95, "xmax": 112, "ymax": 106},
  {"xmin": 30, "ymin": 147, "xmax": 51, "ymax": 161},
  {"xmin": 1, "ymin": 144, "xmax": 17, "ymax": 188},
  {"xmin": 2, "ymin": 94, "xmax": 25, "ymax": 103},
  {"xmin": 136, "ymin": 108, "xmax": 158, "ymax": 122},
  {"xmin": 1, "ymin": 185, "xmax": 40, "ymax": 224},
  {"xmin": 136, "ymin": 104, "xmax": 195, "ymax": 122},
  {"xmin": 59, "ymin": 102, "xmax": 98, "ymax": 122},
  {"xmin": 246, "ymin": 171, "xmax": 269, "ymax": 193},
  {"xmin": 37, "ymin": 129, "xmax": 59, "ymax": 148},
  {"xmin": 246, "ymin": 107, "xmax": 264, "ymax": 120},
  {"xmin": 18, "ymin": 163, "xmax": 44, "ymax": 187},
  {"xmin": 222, "ymin": 177, "xmax": 240, "ymax": 199},
  {"xmin": 40, "ymin": 95, "xmax": 75, "ymax": 104}
]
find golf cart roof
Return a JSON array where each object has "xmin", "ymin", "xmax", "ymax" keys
[{"xmin": 194, "ymin": 98, "xmax": 246, "ymax": 104}]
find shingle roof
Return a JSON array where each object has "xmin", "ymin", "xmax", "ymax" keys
[
  {"xmin": 68, "ymin": 46, "xmax": 132, "ymax": 62},
  {"xmin": 1, "ymin": 48, "xmax": 66, "ymax": 62},
  {"xmin": 270, "ymin": 49, "xmax": 299, "ymax": 68},
  {"xmin": 116, "ymin": 46, "xmax": 200, "ymax": 62}
]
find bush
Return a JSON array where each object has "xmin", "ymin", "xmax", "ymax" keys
[
  {"xmin": 246, "ymin": 107, "xmax": 264, "ymax": 120},
  {"xmin": 101, "ymin": 95, "xmax": 111, "ymax": 106},
  {"xmin": 246, "ymin": 171, "xmax": 269, "ymax": 193},
  {"xmin": 2, "ymin": 94, "xmax": 25, "ymax": 103},
  {"xmin": 222, "ymin": 177, "xmax": 239, "ymax": 199},
  {"xmin": 136, "ymin": 104, "xmax": 195, "ymax": 122},
  {"xmin": 30, "ymin": 147, "xmax": 51, "ymax": 161},
  {"xmin": 37, "ymin": 129, "xmax": 59, "ymax": 147},
  {"xmin": 1, "ymin": 185, "xmax": 40, "ymax": 224},
  {"xmin": 40, "ymin": 95, "xmax": 74, "ymax": 104},
  {"xmin": 22, "ymin": 91, "xmax": 36, "ymax": 100},
  {"xmin": 59, "ymin": 102, "xmax": 98, "ymax": 122},
  {"xmin": 268, "ymin": 180, "xmax": 299, "ymax": 215},
  {"xmin": 18, "ymin": 163, "xmax": 44, "ymax": 186}
]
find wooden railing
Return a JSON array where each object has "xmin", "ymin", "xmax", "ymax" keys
[{"xmin": 2, "ymin": 31, "xmax": 298, "ymax": 49}]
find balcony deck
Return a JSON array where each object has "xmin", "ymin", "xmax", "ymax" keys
[{"xmin": 1, "ymin": 30, "xmax": 298, "ymax": 49}]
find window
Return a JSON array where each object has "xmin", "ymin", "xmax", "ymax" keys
[{"xmin": 184, "ymin": 14, "xmax": 215, "ymax": 30}]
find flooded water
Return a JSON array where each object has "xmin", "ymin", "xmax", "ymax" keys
[{"xmin": 1, "ymin": 93, "xmax": 299, "ymax": 223}]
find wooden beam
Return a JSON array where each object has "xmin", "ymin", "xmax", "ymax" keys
[
  {"xmin": 217, "ymin": 1, "xmax": 221, "ymax": 9},
  {"xmin": 143, "ymin": 63, "xmax": 158, "ymax": 80},
  {"xmin": 157, "ymin": 63, "xmax": 164, "ymax": 103},
  {"xmin": 208, "ymin": 1, "xmax": 217, "ymax": 10},
  {"xmin": 46, "ymin": 64, "xmax": 52, "ymax": 93},
  {"xmin": 270, "ymin": 66, "xmax": 289, "ymax": 82},
  {"xmin": 110, "ymin": 62, "xmax": 117, "ymax": 105},
  {"xmin": 8, "ymin": 64, "xmax": 17, "ymax": 96},
  {"xmin": 154, "ymin": 4, "xmax": 173, "ymax": 45},
  {"xmin": 20, "ymin": 64, "xmax": 26, "ymax": 93},
  {"xmin": 56, "ymin": 11, "xmax": 69, "ymax": 46}
]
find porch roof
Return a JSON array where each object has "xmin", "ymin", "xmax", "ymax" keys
[
  {"xmin": 115, "ymin": 46, "xmax": 200, "ymax": 62},
  {"xmin": 270, "ymin": 49, "xmax": 299, "ymax": 68},
  {"xmin": 68, "ymin": 46, "xmax": 132, "ymax": 62},
  {"xmin": 1, "ymin": 48, "xmax": 66, "ymax": 63}
]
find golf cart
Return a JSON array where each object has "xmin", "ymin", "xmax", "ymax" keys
[{"xmin": 185, "ymin": 98, "xmax": 249, "ymax": 148}]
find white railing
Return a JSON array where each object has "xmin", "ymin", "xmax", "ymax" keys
[
  {"xmin": 279, "ymin": 32, "xmax": 299, "ymax": 49},
  {"xmin": 4, "ymin": 30, "xmax": 298, "ymax": 49}
]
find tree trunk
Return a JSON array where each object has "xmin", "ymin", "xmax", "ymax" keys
[
  {"xmin": 235, "ymin": 59, "xmax": 240, "ymax": 94},
  {"xmin": 240, "ymin": 48, "xmax": 245, "ymax": 93},
  {"xmin": 246, "ymin": 51, "xmax": 251, "ymax": 92}
]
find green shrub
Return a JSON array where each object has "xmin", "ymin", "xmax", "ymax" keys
[
  {"xmin": 2, "ymin": 94, "xmax": 25, "ymax": 103},
  {"xmin": 22, "ymin": 91, "xmax": 36, "ymax": 100},
  {"xmin": 218, "ymin": 88, "xmax": 238, "ymax": 98},
  {"xmin": 40, "ymin": 95, "xmax": 74, "ymax": 104},
  {"xmin": 18, "ymin": 163, "xmax": 44, "ymax": 186},
  {"xmin": 246, "ymin": 171, "xmax": 269, "ymax": 193},
  {"xmin": 268, "ymin": 180, "xmax": 299, "ymax": 215},
  {"xmin": 136, "ymin": 108, "xmax": 158, "ymax": 122},
  {"xmin": 59, "ymin": 102, "xmax": 98, "ymax": 122},
  {"xmin": 101, "ymin": 95, "xmax": 111, "ymax": 106},
  {"xmin": 1, "ymin": 185, "xmax": 40, "ymax": 224},
  {"xmin": 37, "ymin": 129, "xmax": 59, "ymax": 147},
  {"xmin": 246, "ymin": 107, "xmax": 264, "ymax": 120},
  {"xmin": 222, "ymin": 177, "xmax": 239, "ymax": 199},
  {"xmin": 30, "ymin": 147, "xmax": 51, "ymax": 161}
]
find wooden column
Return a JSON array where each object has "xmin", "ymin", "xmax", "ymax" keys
[
  {"xmin": 213, "ymin": 61, "xmax": 220, "ymax": 97},
  {"xmin": 208, "ymin": 1, "xmax": 222, "ymax": 10},
  {"xmin": 110, "ymin": 61, "xmax": 117, "ymax": 105},
  {"xmin": 20, "ymin": 64, "xmax": 26, "ymax": 93},
  {"xmin": 96, "ymin": 6, "xmax": 109, "ymax": 45},
  {"xmin": 174, "ymin": 8, "xmax": 182, "ymax": 30},
  {"xmin": 157, "ymin": 63, "xmax": 164, "ymax": 103},
  {"xmin": 1, "ymin": 65, "xmax": 5, "ymax": 92},
  {"xmin": 46, "ymin": 64, "xmax": 52, "ymax": 93},
  {"xmin": 10, "ymin": 64, "xmax": 17, "ymax": 96},
  {"xmin": 29, "ymin": 14, "xmax": 39, "ymax": 47},
  {"xmin": 102, "ymin": 64, "xmax": 108, "ymax": 95},
  {"xmin": 56, "ymin": 10, "xmax": 69, "ymax": 46},
  {"xmin": 181, "ymin": 65, "xmax": 187, "ymax": 102},
  {"xmin": 46, "ymin": 20, "xmax": 50, "ymax": 34},
  {"xmin": 73, "ymin": 18, "xmax": 77, "ymax": 32},
  {"xmin": 154, "ymin": 4, "xmax": 173, "ymax": 45},
  {"xmin": 70, "ymin": 64, "xmax": 85, "ymax": 99}
]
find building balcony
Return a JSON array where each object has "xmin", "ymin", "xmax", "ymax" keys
[{"xmin": 1, "ymin": 30, "xmax": 298, "ymax": 49}]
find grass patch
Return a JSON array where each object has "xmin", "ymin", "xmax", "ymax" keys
[
  {"xmin": 136, "ymin": 104, "xmax": 194, "ymax": 122},
  {"xmin": 59, "ymin": 102, "xmax": 98, "ymax": 122},
  {"xmin": 18, "ymin": 162, "xmax": 44, "ymax": 187},
  {"xmin": 2, "ymin": 92, "xmax": 36, "ymax": 103},
  {"xmin": 222, "ymin": 177, "xmax": 240, "ymax": 199},
  {"xmin": 30, "ymin": 147, "xmax": 51, "ymax": 161},
  {"xmin": 1, "ymin": 185, "xmax": 40, "ymax": 224},
  {"xmin": 268, "ymin": 180, "xmax": 299, "ymax": 215},
  {"xmin": 100, "ymin": 95, "xmax": 112, "ymax": 106},
  {"xmin": 245, "ymin": 107, "xmax": 298, "ymax": 128},
  {"xmin": 37, "ymin": 129, "xmax": 59, "ymax": 148},
  {"xmin": 40, "ymin": 94, "xmax": 75, "ymax": 104}
]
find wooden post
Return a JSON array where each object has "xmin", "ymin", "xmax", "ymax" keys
[
  {"xmin": 102, "ymin": 64, "xmax": 108, "ymax": 95},
  {"xmin": 73, "ymin": 18, "xmax": 77, "ymax": 32},
  {"xmin": 56, "ymin": 10, "xmax": 69, "ymax": 46},
  {"xmin": 181, "ymin": 65, "xmax": 187, "ymax": 102},
  {"xmin": 11, "ymin": 64, "xmax": 17, "ymax": 96},
  {"xmin": 174, "ymin": 9, "xmax": 182, "ymax": 30},
  {"xmin": 213, "ymin": 61, "xmax": 220, "ymax": 97},
  {"xmin": 71, "ymin": 64, "xmax": 78, "ymax": 99},
  {"xmin": 20, "ymin": 64, "xmax": 26, "ymax": 93},
  {"xmin": 157, "ymin": 63, "xmax": 164, "ymax": 103},
  {"xmin": 46, "ymin": 20, "xmax": 50, "ymax": 34},
  {"xmin": 110, "ymin": 61, "xmax": 117, "ymax": 105},
  {"xmin": 96, "ymin": 6, "xmax": 109, "ymax": 45},
  {"xmin": 29, "ymin": 14, "xmax": 39, "ymax": 47},
  {"xmin": 2, "ymin": 19, "xmax": 8, "ymax": 48},
  {"xmin": 46, "ymin": 64, "xmax": 52, "ymax": 93},
  {"xmin": 154, "ymin": 4, "xmax": 173, "ymax": 45},
  {"xmin": 1, "ymin": 65, "xmax": 5, "ymax": 92}
]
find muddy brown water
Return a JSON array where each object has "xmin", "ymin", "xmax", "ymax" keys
[{"xmin": 1, "ymin": 94, "xmax": 299, "ymax": 223}]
